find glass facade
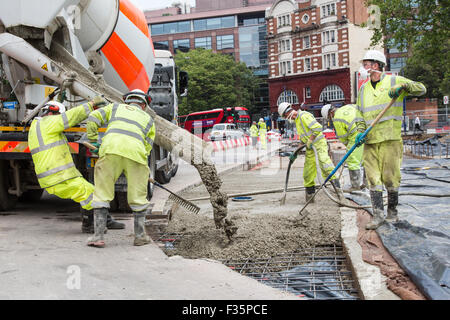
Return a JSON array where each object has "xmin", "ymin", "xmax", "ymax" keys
[
  {"xmin": 151, "ymin": 20, "xmax": 191, "ymax": 35},
  {"xmin": 217, "ymin": 34, "xmax": 234, "ymax": 50},
  {"xmin": 239, "ymin": 25, "xmax": 268, "ymax": 76},
  {"xmin": 194, "ymin": 37, "xmax": 212, "ymax": 49},
  {"xmin": 173, "ymin": 39, "xmax": 190, "ymax": 52},
  {"xmin": 193, "ymin": 16, "xmax": 235, "ymax": 31},
  {"xmin": 153, "ymin": 40, "xmax": 169, "ymax": 50}
]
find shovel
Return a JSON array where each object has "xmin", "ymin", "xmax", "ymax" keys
[{"xmin": 280, "ymin": 144, "xmax": 305, "ymax": 205}]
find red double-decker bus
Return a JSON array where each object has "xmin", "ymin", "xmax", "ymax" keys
[{"xmin": 183, "ymin": 107, "xmax": 251, "ymax": 138}]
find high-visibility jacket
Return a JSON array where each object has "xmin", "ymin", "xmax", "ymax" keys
[
  {"xmin": 28, "ymin": 103, "xmax": 93, "ymax": 188},
  {"xmin": 250, "ymin": 124, "xmax": 259, "ymax": 137},
  {"xmin": 356, "ymin": 74, "xmax": 426, "ymax": 144},
  {"xmin": 294, "ymin": 111, "xmax": 325, "ymax": 145},
  {"xmin": 87, "ymin": 103, "xmax": 155, "ymax": 166},
  {"xmin": 258, "ymin": 121, "xmax": 267, "ymax": 134},
  {"xmin": 332, "ymin": 104, "xmax": 363, "ymax": 146}
]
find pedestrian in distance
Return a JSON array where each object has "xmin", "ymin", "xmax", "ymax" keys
[
  {"xmin": 355, "ymin": 50, "xmax": 426, "ymax": 230},
  {"xmin": 28, "ymin": 97, "xmax": 125, "ymax": 234},
  {"xmin": 86, "ymin": 89, "xmax": 156, "ymax": 248},
  {"xmin": 414, "ymin": 115, "xmax": 424, "ymax": 134},
  {"xmin": 278, "ymin": 102, "xmax": 345, "ymax": 204},
  {"xmin": 321, "ymin": 103, "xmax": 366, "ymax": 191}
]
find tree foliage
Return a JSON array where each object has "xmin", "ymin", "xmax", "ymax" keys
[
  {"xmin": 174, "ymin": 49, "xmax": 260, "ymax": 115},
  {"xmin": 366, "ymin": 0, "xmax": 449, "ymax": 101}
]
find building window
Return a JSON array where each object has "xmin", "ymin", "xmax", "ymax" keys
[
  {"xmin": 305, "ymin": 87, "xmax": 311, "ymax": 98},
  {"xmin": 304, "ymin": 58, "xmax": 311, "ymax": 71},
  {"xmin": 303, "ymin": 36, "xmax": 310, "ymax": 49},
  {"xmin": 321, "ymin": 2, "xmax": 337, "ymax": 18},
  {"xmin": 389, "ymin": 57, "xmax": 407, "ymax": 71},
  {"xmin": 302, "ymin": 14, "xmax": 310, "ymax": 24},
  {"xmin": 153, "ymin": 41, "xmax": 169, "ymax": 50},
  {"xmin": 319, "ymin": 84, "xmax": 344, "ymax": 102},
  {"xmin": 280, "ymin": 61, "xmax": 292, "ymax": 75},
  {"xmin": 194, "ymin": 37, "xmax": 212, "ymax": 49},
  {"xmin": 277, "ymin": 14, "xmax": 291, "ymax": 27},
  {"xmin": 323, "ymin": 53, "xmax": 337, "ymax": 69},
  {"xmin": 277, "ymin": 90, "xmax": 299, "ymax": 106},
  {"xmin": 151, "ymin": 21, "xmax": 190, "ymax": 35},
  {"xmin": 217, "ymin": 34, "xmax": 234, "ymax": 50},
  {"xmin": 279, "ymin": 39, "xmax": 291, "ymax": 52},
  {"xmin": 173, "ymin": 39, "xmax": 190, "ymax": 53},
  {"xmin": 322, "ymin": 30, "xmax": 336, "ymax": 44},
  {"xmin": 193, "ymin": 16, "xmax": 235, "ymax": 31}
]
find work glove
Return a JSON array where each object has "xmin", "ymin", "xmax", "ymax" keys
[
  {"xmin": 388, "ymin": 83, "xmax": 408, "ymax": 99},
  {"xmin": 90, "ymin": 96, "xmax": 107, "ymax": 109},
  {"xmin": 90, "ymin": 142, "xmax": 101, "ymax": 154},
  {"xmin": 289, "ymin": 153, "xmax": 298, "ymax": 162},
  {"xmin": 354, "ymin": 132, "xmax": 366, "ymax": 147},
  {"xmin": 306, "ymin": 139, "xmax": 313, "ymax": 150}
]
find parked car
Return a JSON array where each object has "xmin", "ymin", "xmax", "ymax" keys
[{"xmin": 210, "ymin": 123, "xmax": 244, "ymax": 141}]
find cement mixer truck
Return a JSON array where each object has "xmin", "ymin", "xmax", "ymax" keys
[{"xmin": 0, "ymin": 0, "xmax": 187, "ymax": 211}]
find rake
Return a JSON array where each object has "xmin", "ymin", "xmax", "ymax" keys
[{"xmin": 149, "ymin": 177, "xmax": 200, "ymax": 214}]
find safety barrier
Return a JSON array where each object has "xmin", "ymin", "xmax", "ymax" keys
[{"xmin": 210, "ymin": 137, "xmax": 251, "ymax": 152}]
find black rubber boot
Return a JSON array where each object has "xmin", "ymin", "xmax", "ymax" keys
[
  {"xmin": 305, "ymin": 186, "xmax": 315, "ymax": 203},
  {"xmin": 349, "ymin": 169, "xmax": 362, "ymax": 191},
  {"xmin": 134, "ymin": 210, "xmax": 151, "ymax": 246},
  {"xmin": 365, "ymin": 191, "xmax": 385, "ymax": 230},
  {"xmin": 87, "ymin": 208, "xmax": 108, "ymax": 247},
  {"xmin": 386, "ymin": 191, "xmax": 399, "ymax": 223},
  {"xmin": 81, "ymin": 209, "xmax": 94, "ymax": 234},
  {"xmin": 107, "ymin": 214, "xmax": 125, "ymax": 230}
]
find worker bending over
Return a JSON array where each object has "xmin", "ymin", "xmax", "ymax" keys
[
  {"xmin": 86, "ymin": 89, "xmax": 156, "ymax": 248},
  {"xmin": 355, "ymin": 50, "xmax": 426, "ymax": 229},
  {"xmin": 278, "ymin": 102, "xmax": 345, "ymax": 203},
  {"xmin": 28, "ymin": 98, "xmax": 124, "ymax": 233},
  {"xmin": 321, "ymin": 104, "xmax": 365, "ymax": 191}
]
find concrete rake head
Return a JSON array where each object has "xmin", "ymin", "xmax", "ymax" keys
[{"xmin": 168, "ymin": 193, "xmax": 200, "ymax": 214}]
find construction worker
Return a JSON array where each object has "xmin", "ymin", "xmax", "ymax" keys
[
  {"xmin": 278, "ymin": 102, "xmax": 345, "ymax": 203},
  {"xmin": 321, "ymin": 104, "xmax": 365, "ymax": 191},
  {"xmin": 355, "ymin": 50, "xmax": 426, "ymax": 229},
  {"xmin": 249, "ymin": 121, "xmax": 259, "ymax": 148},
  {"xmin": 28, "ymin": 98, "xmax": 125, "ymax": 233},
  {"xmin": 258, "ymin": 118, "xmax": 267, "ymax": 150},
  {"xmin": 86, "ymin": 89, "xmax": 156, "ymax": 248}
]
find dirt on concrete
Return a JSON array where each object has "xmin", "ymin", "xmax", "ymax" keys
[{"xmin": 160, "ymin": 157, "xmax": 342, "ymax": 262}]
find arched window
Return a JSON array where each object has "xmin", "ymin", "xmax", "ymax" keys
[
  {"xmin": 319, "ymin": 84, "xmax": 344, "ymax": 102},
  {"xmin": 277, "ymin": 90, "xmax": 299, "ymax": 106}
]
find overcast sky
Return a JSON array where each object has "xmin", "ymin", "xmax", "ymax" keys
[{"xmin": 129, "ymin": 0, "xmax": 196, "ymax": 11}]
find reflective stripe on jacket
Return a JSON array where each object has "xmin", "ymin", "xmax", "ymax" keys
[
  {"xmin": 87, "ymin": 103, "xmax": 155, "ymax": 165},
  {"xmin": 294, "ymin": 111, "xmax": 324, "ymax": 144},
  {"xmin": 356, "ymin": 74, "xmax": 426, "ymax": 144},
  {"xmin": 250, "ymin": 125, "xmax": 259, "ymax": 137},
  {"xmin": 332, "ymin": 104, "xmax": 363, "ymax": 145},
  {"xmin": 28, "ymin": 103, "xmax": 93, "ymax": 188}
]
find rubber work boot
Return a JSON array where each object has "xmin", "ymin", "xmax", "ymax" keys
[
  {"xmin": 81, "ymin": 209, "xmax": 94, "ymax": 234},
  {"xmin": 305, "ymin": 186, "xmax": 316, "ymax": 203},
  {"xmin": 87, "ymin": 208, "xmax": 108, "ymax": 248},
  {"xmin": 330, "ymin": 179, "xmax": 346, "ymax": 203},
  {"xmin": 134, "ymin": 210, "xmax": 151, "ymax": 246},
  {"xmin": 107, "ymin": 214, "xmax": 125, "ymax": 230},
  {"xmin": 365, "ymin": 191, "xmax": 385, "ymax": 230},
  {"xmin": 386, "ymin": 191, "xmax": 399, "ymax": 223},
  {"xmin": 349, "ymin": 169, "xmax": 362, "ymax": 191}
]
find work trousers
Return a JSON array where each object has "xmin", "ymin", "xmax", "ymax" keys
[
  {"xmin": 260, "ymin": 132, "xmax": 266, "ymax": 149},
  {"xmin": 303, "ymin": 138, "xmax": 337, "ymax": 188},
  {"xmin": 251, "ymin": 136, "xmax": 258, "ymax": 147},
  {"xmin": 363, "ymin": 140, "xmax": 403, "ymax": 192},
  {"xmin": 345, "ymin": 140, "xmax": 364, "ymax": 171},
  {"xmin": 92, "ymin": 153, "xmax": 151, "ymax": 212},
  {"xmin": 46, "ymin": 177, "xmax": 94, "ymax": 210}
]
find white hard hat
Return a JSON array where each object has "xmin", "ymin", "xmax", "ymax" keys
[
  {"xmin": 259, "ymin": 118, "xmax": 264, "ymax": 122},
  {"xmin": 123, "ymin": 89, "xmax": 151, "ymax": 107},
  {"xmin": 278, "ymin": 102, "xmax": 292, "ymax": 117},
  {"xmin": 42, "ymin": 100, "xmax": 66, "ymax": 114},
  {"xmin": 321, "ymin": 104, "xmax": 332, "ymax": 120},
  {"xmin": 361, "ymin": 50, "xmax": 386, "ymax": 67}
]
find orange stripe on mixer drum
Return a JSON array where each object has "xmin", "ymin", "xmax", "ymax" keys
[
  {"xmin": 119, "ymin": 0, "xmax": 149, "ymax": 37},
  {"xmin": 101, "ymin": 32, "xmax": 150, "ymax": 91}
]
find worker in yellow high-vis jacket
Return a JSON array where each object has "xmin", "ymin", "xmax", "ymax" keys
[
  {"xmin": 86, "ymin": 89, "xmax": 156, "ymax": 248},
  {"xmin": 249, "ymin": 121, "xmax": 259, "ymax": 149},
  {"xmin": 258, "ymin": 118, "xmax": 267, "ymax": 150},
  {"xmin": 355, "ymin": 50, "xmax": 426, "ymax": 230},
  {"xmin": 28, "ymin": 97, "xmax": 124, "ymax": 234},
  {"xmin": 321, "ymin": 104, "xmax": 365, "ymax": 191},
  {"xmin": 278, "ymin": 102, "xmax": 345, "ymax": 203}
]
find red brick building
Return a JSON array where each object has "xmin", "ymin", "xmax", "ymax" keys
[{"xmin": 266, "ymin": 0, "xmax": 377, "ymax": 117}]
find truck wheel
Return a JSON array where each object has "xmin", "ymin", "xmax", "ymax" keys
[
  {"xmin": 19, "ymin": 189, "xmax": 44, "ymax": 202},
  {"xmin": 0, "ymin": 160, "xmax": 18, "ymax": 211}
]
